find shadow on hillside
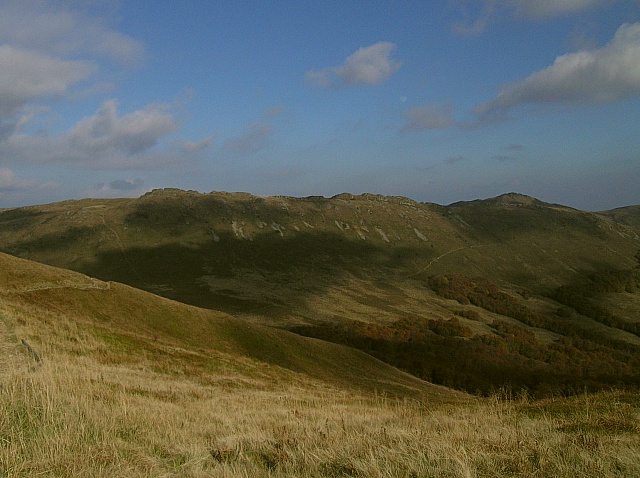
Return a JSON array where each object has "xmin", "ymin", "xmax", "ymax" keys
[
  {"xmin": 0, "ymin": 224, "xmax": 100, "ymax": 263},
  {"xmin": 78, "ymin": 230, "xmax": 412, "ymax": 317},
  {"xmin": 0, "ymin": 208, "xmax": 47, "ymax": 232},
  {"xmin": 447, "ymin": 204, "xmax": 607, "ymax": 242},
  {"xmin": 0, "ymin": 208, "xmax": 45, "ymax": 220}
]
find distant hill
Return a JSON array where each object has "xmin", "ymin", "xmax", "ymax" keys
[
  {"xmin": 1, "ymin": 189, "xmax": 639, "ymax": 396},
  {"xmin": 599, "ymin": 205, "xmax": 640, "ymax": 228}
]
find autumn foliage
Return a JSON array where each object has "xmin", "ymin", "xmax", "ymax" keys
[
  {"xmin": 293, "ymin": 272, "xmax": 640, "ymax": 398},
  {"xmin": 426, "ymin": 274, "xmax": 550, "ymax": 328}
]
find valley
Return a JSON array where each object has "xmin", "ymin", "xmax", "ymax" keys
[
  {"xmin": 1, "ymin": 190, "xmax": 639, "ymax": 476},
  {"xmin": 1, "ymin": 189, "xmax": 639, "ymax": 395}
]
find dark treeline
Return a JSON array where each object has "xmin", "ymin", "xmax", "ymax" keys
[{"xmin": 292, "ymin": 318, "xmax": 640, "ymax": 398}]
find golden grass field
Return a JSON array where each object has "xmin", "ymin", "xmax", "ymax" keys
[
  {"xmin": 1, "ymin": 253, "xmax": 639, "ymax": 477},
  {"xmin": 2, "ymin": 338, "xmax": 640, "ymax": 477}
]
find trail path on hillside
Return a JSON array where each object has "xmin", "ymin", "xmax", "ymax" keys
[
  {"xmin": 101, "ymin": 211, "xmax": 126, "ymax": 254},
  {"xmin": 0, "ymin": 279, "xmax": 111, "ymax": 295},
  {"xmin": 408, "ymin": 245, "xmax": 484, "ymax": 278}
]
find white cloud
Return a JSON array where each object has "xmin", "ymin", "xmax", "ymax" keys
[
  {"xmin": 67, "ymin": 100, "xmax": 177, "ymax": 155},
  {"xmin": 1, "ymin": 100, "xmax": 180, "ymax": 169},
  {"xmin": 0, "ymin": 1, "xmax": 144, "ymax": 65},
  {"xmin": 474, "ymin": 22, "xmax": 640, "ymax": 119},
  {"xmin": 402, "ymin": 103, "xmax": 456, "ymax": 131},
  {"xmin": 0, "ymin": 45, "xmax": 95, "ymax": 117},
  {"xmin": 306, "ymin": 42, "xmax": 401, "ymax": 88}
]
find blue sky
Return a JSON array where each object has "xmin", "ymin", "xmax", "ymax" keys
[{"xmin": 0, "ymin": 0, "xmax": 639, "ymax": 210}]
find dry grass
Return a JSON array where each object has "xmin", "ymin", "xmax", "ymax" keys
[{"xmin": 2, "ymin": 299, "xmax": 640, "ymax": 477}]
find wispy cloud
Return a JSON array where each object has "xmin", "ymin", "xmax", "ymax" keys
[
  {"xmin": 452, "ymin": 1, "xmax": 497, "ymax": 36},
  {"xmin": 445, "ymin": 155, "xmax": 467, "ymax": 165},
  {"xmin": 0, "ymin": 167, "xmax": 56, "ymax": 192},
  {"xmin": 263, "ymin": 104, "xmax": 287, "ymax": 117},
  {"xmin": 0, "ymin": 167, "xmax": 37, "ymax": 192},
  {"xmin": 402, "ymin": 102, "xmax": 456, "ymax": 131},
  {"xmin": 453, "ymin": 0, "xmax": 609, "ymax": 35},
  {"xmin": 508, "ymin": 0, "xmax": 606, "ymax": 20},
  {"xmin": 84, "ymin": 178, "xmax": 149, "ymax": 199},
  {"xmin": 224, "ymin": 122, "xmax": 273, "ymax": 153},
  {"xmin": 108, "ymin": 178, "xmax": 144, "ymax": 191},
  {"xmin": 490, "ymin": 154, "xmax": 516, "ymax": 161},
  {"xmin": 180, "ymin": 135, "xmax": 215, "ymax": 153},
  {"xmin": 306, "ymin": 42, "xmax": 401, "ymax": 88},
  {"xmin": 474, "ymin": 22, "xmax": 640, "ymax": 120}
]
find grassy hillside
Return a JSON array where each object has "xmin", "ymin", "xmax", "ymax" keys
[
  {"xmin": 2, "ymin": 253, "xmax": 639, "ymax": 477},
  {"xmin": 0, "ymin": 189, "xmax": 639, "ymax": 396},
  {"xmin": 0, "ymin": 190, "xmax": 637, "ymax": 318},
  {"xmin": 600, "ymin": 205, "xmax": 640, "ymax": 228},
  {"xmin": 0, "ymin": 252, "xmax": 448, "ymax": 399}
]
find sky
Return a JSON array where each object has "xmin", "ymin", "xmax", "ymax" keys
[{"xmin": 1, "ymin": 0, "xmax": 639, "ymax": 211}]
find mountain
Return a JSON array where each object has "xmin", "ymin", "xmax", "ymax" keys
[{"xmin": 1, "ymin": 189, "xmax": 639, "ymax": 396}]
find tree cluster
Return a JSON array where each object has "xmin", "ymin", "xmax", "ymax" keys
[
  {"xmin": 426, "ymin": 274, "xmax": 551, "ymax": 328},
  {"xmin": 552, "ymin": 268, "xmax": 640, "ymax": 336},
  {"xmin": 292, "ymin": 270, "xmax": 640, "ymax": 398},
  {"xmin": 293, "ymin": 316, "xmax": 640, "ymax": 398}
]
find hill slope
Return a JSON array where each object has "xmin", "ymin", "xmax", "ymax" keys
[
  {"xmin": 0, "ymin": 252, "xmax": 455, "ymax": 400},
  {"xmin": 0, "ymin": 190, "xmax": 637, "ymax": 318},
  {"xmin": 3, "ymin": 252, "xmax": 639, "ymax": 476},
  {"xmin": 1, "ymin": 189, "xmax": 639, "ymax": 396},
  {"xmin": 600, "ymin": 205, "xmax": 640, "ymax": 228}
]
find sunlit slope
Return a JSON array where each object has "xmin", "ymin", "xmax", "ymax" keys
[
  {"xmin": 0, "ymin": 252, "xmax": 458, "ymax": 400},
  {"xmin": 600, "ymin": 205, "xmax": 640, "ymax": 229}
]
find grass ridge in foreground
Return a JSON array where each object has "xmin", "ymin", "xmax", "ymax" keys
[
  {"xmin": 2, "ymin": 357, "xmax": 639, "ymax": 477},
  {"xmin": 1, "ymin": 291, "xmax": 639, "ymax": 476}
]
